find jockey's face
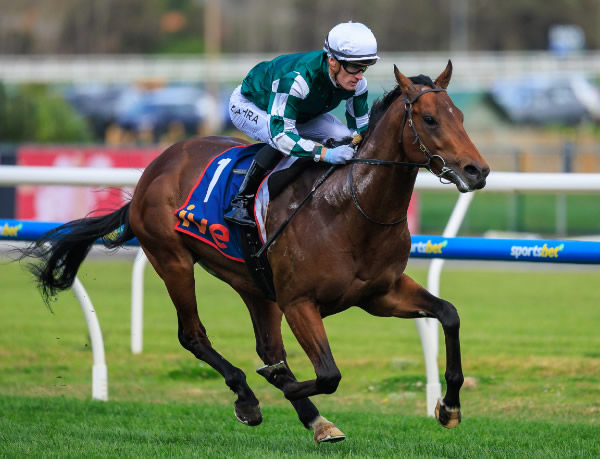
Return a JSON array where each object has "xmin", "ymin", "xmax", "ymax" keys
[{"xmin": 328, "ymin": 57, "xmax": 365, "ymax": 91}]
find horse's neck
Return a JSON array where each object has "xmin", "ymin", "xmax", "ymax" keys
[
  {"xmin": 348, "ymin": 118, "xmax": 419, "ymax": 227},
  {"xmin": 348, "ymin": 157, "xmax": 418, "ymax": 228}
]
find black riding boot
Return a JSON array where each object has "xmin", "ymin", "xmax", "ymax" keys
[{"xmin": 224, "ymin": 145, "xmax": 281, "ymax": 227}]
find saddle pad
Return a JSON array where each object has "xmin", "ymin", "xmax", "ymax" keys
[
  {"xmin": 255, "ymin": 155, "xmax": 301, "ymax": 244},
  {"xmin": 174, "ymin": 143, "xmax": 263, "ymax": 262}
]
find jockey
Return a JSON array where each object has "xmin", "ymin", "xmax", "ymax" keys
[{"xmin": 225, "ymin": 21, "xmax": 380, "ymax": 227}]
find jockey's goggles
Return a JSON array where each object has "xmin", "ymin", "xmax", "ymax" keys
[{"xmin": 341, "ymin": 60, "xmax": 376, "ymax": 75}]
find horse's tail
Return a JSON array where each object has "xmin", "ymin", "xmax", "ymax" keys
[{"xmin": 22, "ymin": 202, "xmax": 135, "ymax": 305}]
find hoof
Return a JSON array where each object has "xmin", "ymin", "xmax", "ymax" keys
[
  {"xmin": 435, "ymin": 398, "xmax": 461, "ymax": 429},
  {"xmin": 256, "ymin": 361, "xmax": 288, "ymax": 382},
  {"xmin": 310, "ymin": 416, "xmax": 346, "ymax": 443},
  {"xmin": 234, "ymin": 401, "xmax": 262, "ymax": 426}
]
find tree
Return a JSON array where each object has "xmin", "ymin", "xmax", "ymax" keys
[{"xmin": 0, "ymin": 84, "xmax": 92, "ymax": 142}]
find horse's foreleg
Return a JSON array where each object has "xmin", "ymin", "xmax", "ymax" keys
[
  {"xmin": 243, "ymin": 294, "xmax": 344, "ymax": 442},
  {"xmin": 278, "ymin": 300, "xmax": 342, "ymax": 400},
  {"xmin": 361, "ymin": 273, "xmax": 463, "ymax": 428},
  {"xmin": 242, "ymin": 295, "xmax": 319, "ymax": 426},
  {"xmin": 433, "ymin": 296, "xmax": 463, "ymax": 429},
  {"xmin": 145, "ymin": 248, "xmax": 262, "ymax": 426}
]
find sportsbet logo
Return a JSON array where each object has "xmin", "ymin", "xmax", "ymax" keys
[
  {"xmin": 411, "ymin": 239, "xmax": 448, "ymax": 255},
  {"xmin": 1, "ymin": 222, "xmax": 22, "ymax": 237},
  {"xmin": 510, "ymin": 243, "xmax": 564, "ymax": 260}
]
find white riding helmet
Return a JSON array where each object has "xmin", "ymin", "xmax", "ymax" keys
[{"xmin": 323, "ymin": 22, "xmax": 379, "ymax": 64}]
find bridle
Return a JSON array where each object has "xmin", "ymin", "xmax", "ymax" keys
[{"xmin": 347, "ymin": 87, "xmax": 451, "ymax": 226}]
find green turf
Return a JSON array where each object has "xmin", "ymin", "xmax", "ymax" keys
[
  {"xmin": 1, "ymin": 257, "xmax": 599, "ymax": 455},
  {"xmin": 1, "ymin": 395, "xmax": 599, "ymax": 457},
  {"xmin": 419, "ymin": 192, "xmax": 600, "ymax": 235}
]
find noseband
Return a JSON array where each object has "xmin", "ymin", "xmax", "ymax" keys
[{"xmin": 348, "ymin": 87, "xmax": 450, "ymax": 226}]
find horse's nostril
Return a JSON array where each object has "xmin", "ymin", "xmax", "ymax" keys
[
  {"xmin": 464, "ymin": 165, "xmax": 480, "ymax": 179},
  {"xmin": 464, "ymin": 164, "xmax": 490, "ymax": 180}
]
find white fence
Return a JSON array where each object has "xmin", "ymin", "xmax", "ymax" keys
[
  {"xmin": 4, "ymin": 165, "xmax": 600, "ymax": 191},
  {"xmin": 1, "ymin": 51, "xmax": 600, "ymax": 88},
  {"xmin": 2, "ymin": 165, "xmax": 600, "ymax": 413}
]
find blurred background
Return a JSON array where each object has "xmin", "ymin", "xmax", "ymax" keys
[{"xmin": 1, "ymin": 0, "xmax": 599, "ymax": 235}]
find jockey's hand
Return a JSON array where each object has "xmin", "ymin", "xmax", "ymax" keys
[{"xmin": 323, "ymin": 145, "xmax": 354, "ymax": 164}]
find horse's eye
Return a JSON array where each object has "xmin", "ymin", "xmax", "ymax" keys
[{"xmin": 423, "ymin": 115, "xmax": 437, "ymax": 126}]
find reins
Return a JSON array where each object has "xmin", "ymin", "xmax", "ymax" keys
[{"xmin": 254, "ymin": 86, "xmax": 449, "ymax": 257}]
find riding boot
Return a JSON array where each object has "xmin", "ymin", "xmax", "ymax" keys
[{"xmin": 224, "ymin": 145, "xmax": 281, "ymax": 227}]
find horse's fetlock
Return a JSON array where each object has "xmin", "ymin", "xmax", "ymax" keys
[
  {"xmin": 445, "ymin": 371, "xmax": 464, "ymax": 389},
  {"xmin": 225, "ymin": 369, "xmax": 246, "ymax": 390}
]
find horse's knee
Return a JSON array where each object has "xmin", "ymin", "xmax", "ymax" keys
[
  {"xmin": 438, "ymin": 300, "xmax": 460, "ymax": 332},
  {"xmin": 178, "ymin": 329, "xmax": 213, "ymax": 359},
  {"xmin": 316, "ymin": 370, "xmax": 342, "ymax": 394},
  {"xmin": 178, "ymin": 329, "xmax": 190, "ymax": 350},
  {"xmin": 178, "ymin": 330, "xmax": 194, "ymax": 352}
]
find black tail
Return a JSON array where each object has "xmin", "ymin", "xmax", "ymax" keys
[{"xmin": 22, "ymin": 203, "xmax": 135, "ymax": 305}]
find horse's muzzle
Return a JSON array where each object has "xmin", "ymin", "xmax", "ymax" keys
[{"xmin": 463, "ymin": 163, "xmax": 490, "ymax": 191}]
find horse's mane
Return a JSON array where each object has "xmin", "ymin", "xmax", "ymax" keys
[{"xmin": 366, "ymin": 74, "xmax": 435, "ymax": 137}]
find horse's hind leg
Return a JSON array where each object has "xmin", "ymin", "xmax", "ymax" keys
[
  {"xmin": 361, "ymin": 273, "xmax": 463, "ymax": 428},
  {"xmin": 242, "ymin": 293, "xmax": 345, "ymax": 443},
  {"xmin": 143, "ymin": 246, "xmax": 262, "ymax": 426}
]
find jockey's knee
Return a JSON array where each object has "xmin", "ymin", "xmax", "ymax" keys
[
  {"xmin": 254, "ymin": 144, "xmax": 283, "ymax": 168},
  {"xmin": 327, "ymin": 124, "xmax": 353, "ymax": 143}
]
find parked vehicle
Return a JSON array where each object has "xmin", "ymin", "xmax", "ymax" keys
[
  {"xmin": 115, "ymin": 85, "xmax": 217, "ymax": 138},
  {"xmin": 65, "ymin": 83, "xmax": 224, "ymax": 141},
  {"xmin": 489, "ymin": 74, "xmax": 600, "ymax": 125},
  {"xmin": 64, "ymin": 83, "xmax": 132, "ymax": 137}
]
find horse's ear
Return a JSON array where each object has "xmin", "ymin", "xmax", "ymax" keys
[
  {"xmin": 434, "ymin": 60, "xmax": 453, "ymax": 89},
  {"xmin": 394, "ymin": 65, "xmax": 418, "ymax": 99}
]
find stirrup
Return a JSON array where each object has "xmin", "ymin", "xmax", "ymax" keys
[{"xmin": 224, "ymin": 196, "xmax": 256, "ymax": 227}]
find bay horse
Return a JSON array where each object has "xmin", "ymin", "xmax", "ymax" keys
[{"xmin": 24, "ymin": 62, "xmax": 489, "ymax": 443}]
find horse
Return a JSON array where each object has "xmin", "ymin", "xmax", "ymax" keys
[{"xmin": 23, "ymin": 61, "xmax": 489, "ymax": 443}]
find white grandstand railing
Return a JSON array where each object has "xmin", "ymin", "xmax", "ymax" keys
[
  {"xmin": 1, "ymin": 51, "xmax": 599, "ymax": 88},
  {"xmin": 2, "ymin": 165, "xmax": 600, "ymax": 413},
  {"xmin": 0, "ymin": 166, "xmax": 142, "ymax": 187}
]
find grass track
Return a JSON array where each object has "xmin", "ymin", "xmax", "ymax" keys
[
  {"xmin": 1, "ymin": 395, "xmax": 599, "ymax": 457},
  {"xmin": 419, "ymin": 192, "xmax": 600, "ymax": 236},
  {"xmin": 1, "ymin": 256, "xmax": 600, "ymax": 455}
]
